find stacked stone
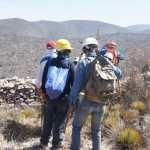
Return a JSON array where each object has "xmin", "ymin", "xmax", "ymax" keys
[{"xmin": 0, "ymin": 76, "xmax": 38, "ymax": 105}]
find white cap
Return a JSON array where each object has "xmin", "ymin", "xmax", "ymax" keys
[{"xmin": 82, "ymin": 37, "xmax": 98, "ymax": 48}]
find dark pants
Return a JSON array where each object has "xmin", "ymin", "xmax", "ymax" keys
[{"xmin": 40, "ymin": 97, "xmax": 69, "ymax": 147}]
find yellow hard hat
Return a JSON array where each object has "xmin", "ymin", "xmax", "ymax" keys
[{"xmin": 56, "ymin": 39, "xmax": 73, "ymax": 51}]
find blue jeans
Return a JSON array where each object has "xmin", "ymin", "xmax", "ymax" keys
[
  {"xmin": 40, "ymin": 97, "xmax": 68, "ymax": 147},
  {"xmin": 71, "ymin": 99, "xmax": 105, "ymax": 150}
]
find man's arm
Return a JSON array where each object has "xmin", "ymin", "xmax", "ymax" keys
[
  {"xmin": 70, "ymin": 63, "xmax": 75, "ymax": 86},
  {"xmin": 68, "ymin": 60, "xmax": 87, "ymax": 105}
]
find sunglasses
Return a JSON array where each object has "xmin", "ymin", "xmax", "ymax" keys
[
  {"xmin": 88, "ymin": 44, "xmax": 98, "ymax": 49},
  {"xmin": 58, "ymin": 49, "xmax": 71, "ymax": 55}
]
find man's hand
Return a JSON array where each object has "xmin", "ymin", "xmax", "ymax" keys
[
  {"xmin": 68, "ymin": 105, "xmax": 76, "ymax": 114},
  {"xmin": 68, "ymin": 96, "xmax": 79, "ymax": 110},
  {"xmin": 64, "ymin": 104, "xmax": 76, "ymax": 133},
  {"xmin": 35, "ymin": 87, "xmax": 44, "ymax": 97}
]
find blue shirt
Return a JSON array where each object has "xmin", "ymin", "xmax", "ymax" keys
[
  {"xmin": 35, "ymin": 49, "xmax": 57, "ymax": 89},
  {"xmin": 68, "ymin": 53, "xmax": 96, "ymax": 105}
]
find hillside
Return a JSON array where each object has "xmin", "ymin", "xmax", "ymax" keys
[
  {"xmin": 127, "ymin": 25, "xmax": 150, "ymax": 33},
  {"xmin": 0, "ymin": 18, "xmax": 150, "ymax": 78},
  {"xmin": 0, "ymin": 18, "xmax": 150, "ymax": 150},
  {"xmin": 0, "ymin": 18, "xmax": 128, "ymax": 39}
]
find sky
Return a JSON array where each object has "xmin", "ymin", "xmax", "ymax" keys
[{"xmin": 0, "ymin": 0, "xmax": 150, "ymax": 27}]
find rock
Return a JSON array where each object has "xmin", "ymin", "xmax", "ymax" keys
[
  {"xmin": 10, "ymin": 89, "xmax": 15, "ymax": 94},
  {"xmin": 0, "ymin": 76, "xmax": 39, "ymax": 105}
]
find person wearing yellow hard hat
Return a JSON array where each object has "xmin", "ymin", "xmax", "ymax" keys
[
  {"xmin": 56, "ymin": 39, "xmax": 73, "ymax": 52},
  {"xmin": 38, "ymin": 38, "xmax": 75, "ymax": 149}
]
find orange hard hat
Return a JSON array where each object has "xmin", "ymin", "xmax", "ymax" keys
[{"xmin": 107, "ymin": 41, "xmax": 117, "ymax": 48}]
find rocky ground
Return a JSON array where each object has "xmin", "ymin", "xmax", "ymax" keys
[
  {"xmin": 0, "ymin": 104, "xmax": 113, "ymax": 150},
  {"xmin": 0, "ymin": 77, "xmax": 112, "ymax": 150},
  {"xmin": 0, "ymin": 77, "xmax": 149, "ymax": 150}
]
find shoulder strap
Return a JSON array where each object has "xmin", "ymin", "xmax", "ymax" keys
[{"xmin": 40, "ymin": 56, "xmax": 50, "ymax": 64}]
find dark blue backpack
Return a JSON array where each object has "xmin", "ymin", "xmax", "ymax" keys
[{"xmin": 41, "ymin": 57, "xmax": 70, "ymax": 100}]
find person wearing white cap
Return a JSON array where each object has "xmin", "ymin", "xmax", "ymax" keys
[{"xmin": 68, "ymin": 37, "xmax": 104, "ymax": 150}]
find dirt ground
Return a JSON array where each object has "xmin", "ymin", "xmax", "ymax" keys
[{"xmin": 0, "ymin": 104, "xmax": 112, "ymax": 150}]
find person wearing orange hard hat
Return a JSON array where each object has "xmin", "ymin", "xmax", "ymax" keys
[
  {"xmin": 100, "ymin": 41, "xmax": 119, "ymax": 65},
  {"xmin": 105, "ymin": 41, "xmax": 118, "ymax": 64},
  {"xmin": 35, "ymin": 40, "xmax": 57, "ymax": 90}
]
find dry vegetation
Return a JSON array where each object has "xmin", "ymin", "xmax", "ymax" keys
[
  {"xmin": 0, "ymin": 104, "xmax": 110, "ymax": 150},
  {"xmin": 0, "ymin": 72, "xmax": 149, "ymax": 150}
]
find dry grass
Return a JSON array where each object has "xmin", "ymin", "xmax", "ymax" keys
[
  {"xmin": 117, "ymin": 127, "xmax": 144, "ymax": 150},
  {"xmin": 102, "ymin": 101, "xmax": 148, "ymax": 150},
  {"xmin": 0, "ymin": 104, "xmax": 113, "ymax": 150},
  {"xmin": 0, "ymin": 104, "xmax": 41, "ymax": 149},
  {"xmin": 0, "ymin": 100, "xmax": 149, "ymax": 150}
]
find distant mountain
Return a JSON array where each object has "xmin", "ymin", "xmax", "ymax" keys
[
  {"xmin": 127, "ymin": 25, "xmax": 150, "ymax": 33},
  {"xmin": 0, "ymin": 18, "xmax": 128, "ymax": 39},
  {"xmin": 141, "ymin": 29, "xmax": 150, "ymax": 34},
  {"xmin": 0, "ymin": 18, "xmax": 150, "ymax": 78}
]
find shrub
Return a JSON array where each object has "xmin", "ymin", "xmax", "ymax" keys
[
  {"xmin": 103, "ymin": 104, "xmax": 122, "ymax": 128},
  {"xmin": 117, "ymin": 127, "xmax": 144, "ymax": 149},
  {"xmin": 130, "ymin": 101, "xmax": 146, "ymax": 112}
]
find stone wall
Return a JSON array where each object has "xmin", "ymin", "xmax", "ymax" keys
[{"xmin": 0, "ymin": 77, "xmax": 38, "ymax": 105}]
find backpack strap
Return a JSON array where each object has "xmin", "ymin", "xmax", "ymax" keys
[{"xmin": 40, "ymin": 56, "xmax": 50, "ymax": 64}]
